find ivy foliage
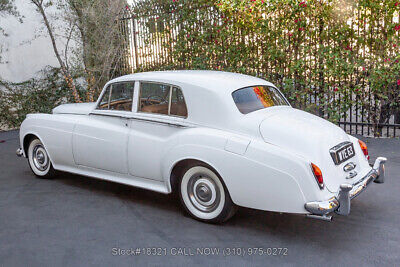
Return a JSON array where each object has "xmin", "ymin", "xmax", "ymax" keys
[
  {"xmin": 129, "ymin": 0, "xmax": 400, "ymax": 132},
  {"xmin": 0, "ymin": 67, "xmax": 80, "ymax": 129}
]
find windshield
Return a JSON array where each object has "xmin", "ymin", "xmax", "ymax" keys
[{"xmin": 232, "ymin": 85, "xmax": 289, "ymax": 114}]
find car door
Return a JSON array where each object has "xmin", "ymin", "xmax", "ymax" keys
[
  {"xmin": 72, "ymin": 82, "xmax": 135, "ymax": 174},
  {"xmin": 127, "ymin": 82, "xmax": 188, "ymax": 181}
]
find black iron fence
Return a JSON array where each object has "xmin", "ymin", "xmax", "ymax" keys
[{"xmin": 115, "ymin": 6, "xmax": 400, "ymax": 138}]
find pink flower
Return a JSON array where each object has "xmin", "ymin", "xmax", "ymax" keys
[
  {"xmin": 187, "ymin": 34, "xmax": 190, "ymax": 38},
  {"xmin": 345, "ymin": 45, "xmax": 352, "ymax": 51},
  {"xmin": 125, "ymin": 5, "xmax": 130, "ymax": 10},
  {"xmin": 334, "ymin": 87, "xmax": 338, "ymax": 92},
  {"xmin": 396, "ymin": 60, "xmax": 399, "ymax": 63},
  {"xmin": 394, "ymin": 44, "xmax": 397, "ymax": 48},
  {"xmin": 294, "ymin": 18, "xmax": 301, "ymax": 23},
  {"xmin": 395, "ymin": 25, "xmax": 400, "ymax": 31},
  {"xmin": 288, "ymin": 32, "xmax": 293, "ymax": 37},
  {"xmin": 298, "ymin": 27, "xmax": 304, "ymax": 31},
  {"xmin": 299, "ymin": 1, "xmax": 307, "ymax": 8},
  {"xmin": 395, "ymin": 2, "xmax": 399, "ymax": 6},
  {"xmin": 397, "ymin": 80, "xmax": 400, "ymax": 86},
  {"xmin": 362, "ymin": 67, "xmax": 366, "ymax": 71},
  {"xmin": 384, "ymin": 58, "xmax": 391, "ymax": 62}
]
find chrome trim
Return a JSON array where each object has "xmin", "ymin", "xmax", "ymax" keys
[
  {"xmin": 346, "ymin": 170, "xmax": 357, "ymax": 179},
  {"xmin": 373, "ymin": 157, "xmax": 386, "ymax": 183},
  {"xmin": 305, "ymin": 157, "xmax": 387, "ymax": 218},
  {"xmin": 167, "ymin": 85, "xmax": 173, "ymax": 115},
  {"xmin": 131, "ymin": 116, "xmax": 188, "ymax": 128},
  {"xmin": 304, "ymin": 197, "xmax": 338, "ymax": 216},
  {"xmin": 16, "ymin": 148, "xmax": 23, "ymax": 157},
  {"xmin": 343, "ymin": 162, "xmax": 356, "ymax": 172},
  {"xmin": 89, "ymin": 112, "xmax": 189, "ymax": 128},
  {"xmin": 32, "ymin": 144, "xmax": 49, "ymax": 171},
  {"xmin": 336, "ymin": 184, "xmax": 352, "ymax": 215},
  {"xmin": 187, "ymin": 174, "xmax": 221, "ymax": 213},
  {"xmin": 306, "ymin": 214, "xmax": 332, "ymax": 221}
]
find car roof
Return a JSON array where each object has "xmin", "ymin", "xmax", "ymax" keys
[
  {"xmin": 109, "ymin": 70, "xmax": 274, "ymax": 93},
  {"xmin": 106, "ymin": 71, "xmax": 279, "ymax": 130}
]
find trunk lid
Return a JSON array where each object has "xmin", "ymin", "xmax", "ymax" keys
[{"xmin": 258, "ymin": 108, "xmax": 366, "ymax": 192}]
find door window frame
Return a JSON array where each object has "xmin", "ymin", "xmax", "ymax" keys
[
  {"xmin": 137, "ymin": 81, "xmax": 188, "ymax": 119},
  {"xmin": 95, "ymin": 81, "xmax": 136, "ymax": 113}
]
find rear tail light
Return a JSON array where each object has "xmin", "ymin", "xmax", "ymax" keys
[
  {"xmin": 358, "ymin": 140, "xmax": 370, "ymax": 160},
  {"xmin": 311, "ymin": 163, "xmax": 324, "ymax": 189}
]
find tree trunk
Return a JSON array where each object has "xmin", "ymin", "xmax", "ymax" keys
[{"xmin": 31, "ymin": 0, "xmax": 81, "ymax": 103}]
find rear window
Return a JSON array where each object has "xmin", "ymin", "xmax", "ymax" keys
[{"xmin": 232, "ymin": 85, "xmax": 289, "ymax": 114}]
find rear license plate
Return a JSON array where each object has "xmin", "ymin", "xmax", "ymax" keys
[{"xmin": 330, "ymin": 142, "xmax": 355, "ymax": 165}]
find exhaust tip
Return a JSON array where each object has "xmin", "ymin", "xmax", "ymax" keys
[{"xmin": 306, "ymin": 214, "xmax": 332, "ymax": 222}]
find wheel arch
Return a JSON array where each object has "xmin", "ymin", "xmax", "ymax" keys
[
  {"xmin": 21, "ymin": 132, "xmax": 54, "ymax": 165},
  {"xmin": 169, "ymin": 158, "xmax": 227, "ymax": 194},
  {"xmin": 23, "ymin": 133, "xmax": 38, "ymax": 156}
]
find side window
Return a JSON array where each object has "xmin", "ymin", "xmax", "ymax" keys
[
  {"xmin": 139, "ymin": 83, "xmax": 170, "ymax": 115},
  {"xmin": 139, "ymin": 83, "xmax": 188, "ymax": 117},
  {"xmin": 170, "ymin": 87, "xmax": 188, "ymax": 117},
  {"xmin": 97, "ymin": 82, "xmax": 134, "ymax": 111},
  {"xmin": 109, "ymin": 83, "xmax": 134, "ymax": 111}
]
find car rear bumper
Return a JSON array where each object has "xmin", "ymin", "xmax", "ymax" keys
[{"xmin": 304, "ymin": 157, "xmax": 387, "ymax": 218}]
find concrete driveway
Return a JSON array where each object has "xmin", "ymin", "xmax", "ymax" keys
[{"xmin": 0, "ymin": 130, "xmax": 399, "ymax": 266}]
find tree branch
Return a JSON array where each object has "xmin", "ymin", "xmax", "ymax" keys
[{"xmin": 30, "ymin": 0, "xmax": 81, "ymax": 102}]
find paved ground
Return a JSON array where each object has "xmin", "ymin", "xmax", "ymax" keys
[{"xmin": 0, "ymin": 130, "xmax": 399, "ymax": 267}]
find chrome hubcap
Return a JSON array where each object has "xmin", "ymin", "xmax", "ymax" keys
[
  {"xmin": 187, "ymin": 175, "xmax": 220, "ymax": 213},
  {"xmin": 32, "ymin": 144, "xmax": 49, "ymax": 171}
]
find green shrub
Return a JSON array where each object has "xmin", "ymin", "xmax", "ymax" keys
[{"xmin": 0, "ymin": 67, "xmax": 79, "ymax": 129}]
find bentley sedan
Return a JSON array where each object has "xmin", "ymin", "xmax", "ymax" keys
[{"xmin": 16, "ymin": 70, "xmax": 386, "ymax": 223}]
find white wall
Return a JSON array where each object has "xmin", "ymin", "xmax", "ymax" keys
[{"xmin": 0, "ymin": 0, "xmax": 67, "ymax": 82}]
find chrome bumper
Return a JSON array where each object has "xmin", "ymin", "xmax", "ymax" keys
[
  {"xmin": 305, "ymin": 157, "xmax": 387, "ymax": 218},
  {"xmin": 16, "ymin": 148, "xmax": 23, "ymax": 157}
]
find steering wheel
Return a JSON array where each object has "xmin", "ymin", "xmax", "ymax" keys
[{"xmin": 146, "ymin": 94, "xmax": 165, "ymax": 104}]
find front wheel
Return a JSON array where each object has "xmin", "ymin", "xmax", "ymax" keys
[
  {"xmin": 27, "ymin": 138, "xmax": 56, "ymax": 179},
  {"xmin": 179, "ymin": 165, "xmax": 236, "ymax": 223}
]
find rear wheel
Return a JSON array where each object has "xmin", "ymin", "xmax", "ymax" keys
[
  {"xmin": 27, "ymin": 138, "xmax": 56, "ymax": 179},
  {"xmin": 179, "ymin": 164, "xmax": 236, "ymax": 223}
]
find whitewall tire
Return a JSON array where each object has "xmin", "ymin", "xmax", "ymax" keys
[
  {"xmin": 27, "ymin": 138, "xmax": 56, "ymax": 179},
  {"xmin": 179, "ymin": 164, "xmax": 236, "ymax": 223}
]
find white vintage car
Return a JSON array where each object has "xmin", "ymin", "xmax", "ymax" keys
[{"xmin": 17, "ymin": 70, "xmax": 386, "ymax": 223}]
